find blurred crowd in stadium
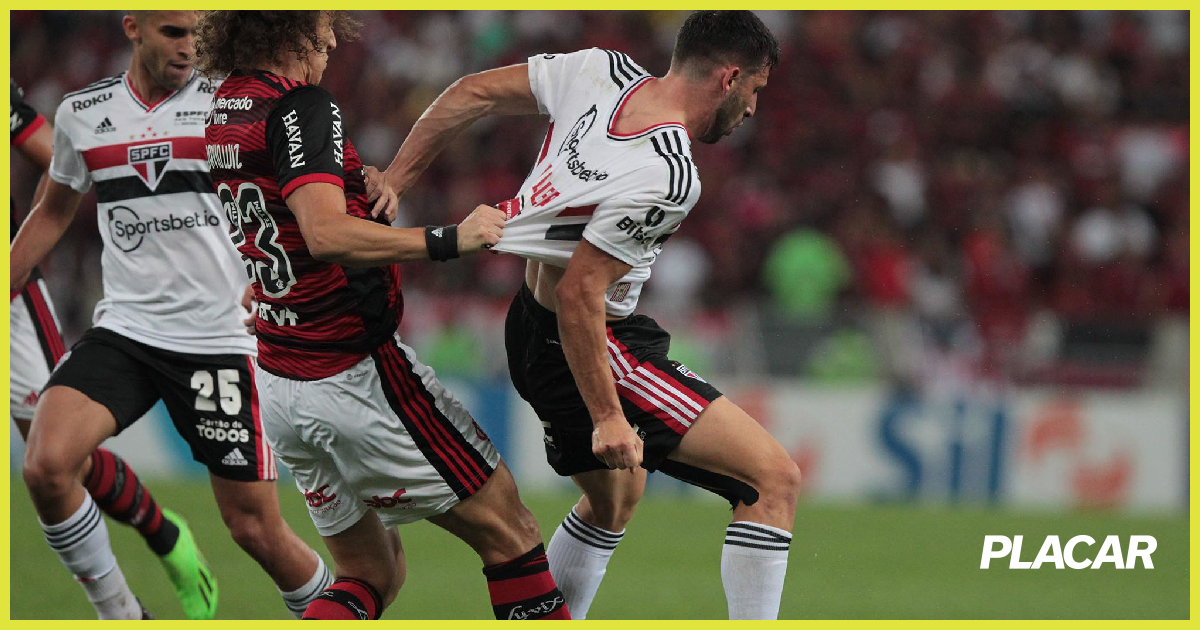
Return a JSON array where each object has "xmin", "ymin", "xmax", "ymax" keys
[{"xmin": 10, "ymin": 10, "xmax": 1189, "ymax": 387}]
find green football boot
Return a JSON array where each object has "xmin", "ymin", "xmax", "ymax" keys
[{"xmin": 159, "ymin": 509, "xmax": 219, "ymax": 620}]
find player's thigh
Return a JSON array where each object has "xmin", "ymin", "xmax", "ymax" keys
[
  {"xmin": 152, "ymin": 350, "xmax": 275, "ymax": 482},
  {"xmin": 667, "ymin": 396, "xmax": 796, "ymax": 492},
  {"xmin": 27, "ymin": 328, "xmax": 160, "ymax": 473},
  {"xmin": 428, "ymin": 460, "xmax": 540, "ymax": 565}
]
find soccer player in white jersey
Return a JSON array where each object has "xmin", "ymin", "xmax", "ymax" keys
[
  {"xmin": 375, "ymin": 11, "xmax": 800, "ymax": 620},
  {"xmin": 10, "ymin": 11, "xmax": 331, "ymax": 619},
  {"xmin": 10, "ymin": 77, "xmax": 219, "ymax": 620}
]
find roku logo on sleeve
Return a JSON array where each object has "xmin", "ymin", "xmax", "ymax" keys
[{"xmin": 980, "ymin": 535, "xmax": 1156, "ymax": 569}]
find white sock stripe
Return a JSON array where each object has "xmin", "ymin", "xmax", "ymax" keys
[
  {"xmin": 725, "ymin": 530, "xmax": 792, "ymax": 545},
  {"xmin": 282, "ymin": 556, "xmax": 333, "ymax": 603},
  {"xmin": 45, "ymin": 504, "xmax": 103, "ymax": 550},
  {"xmin": 40, "ymin": 496, "xmax": 99, "ymax": 535},
  {"xmin": 561, "ymin": 520, "xmax": 622, "ymax": 550},
  {"xmin": 565, "ymin": 511, "xmax": 624, "ymax": 541},
  {"xmin": 725, "ymin": 533, "xmax": 793, "ymax": 549},
  {"xmin": 727, "ymin": 522, "xmax": 792, "ymax": 542},
  {"xmin": 724, "ymin": 539, "xmax": 792, "ymax": 552}
]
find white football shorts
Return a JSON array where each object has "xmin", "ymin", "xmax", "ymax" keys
[{"xmin": 255, "ymin": 333, "xmax": 501, "ymax": 536}]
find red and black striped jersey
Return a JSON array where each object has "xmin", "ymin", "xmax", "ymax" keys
[{"xmin": 206, "ymin": 70, "xmax": 402, "ymax": 380}]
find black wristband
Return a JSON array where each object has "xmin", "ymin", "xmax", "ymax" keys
[{"xmin": 425, "ymin": 225, "xmax": 459, "ymax": 261}]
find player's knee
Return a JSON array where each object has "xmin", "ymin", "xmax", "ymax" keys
[
  {"xmin": 22, "ymin": 445, "xmax": 81, "ymax": 499},
  {"xmin": 223, "ymin": 511, "xmax": 274, "ymax": 558},
  {"xmin": 760, "ymin": 456, "xmax": 802, "ymax": 508},
  {"xmin": 581, "ymin": 492, "xmax": 640, "ymax": 531}
]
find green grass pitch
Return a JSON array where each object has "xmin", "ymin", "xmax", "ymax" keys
[{"xmin": 8, "ymin": 478, "xmax": 1188, "ymax": 619}]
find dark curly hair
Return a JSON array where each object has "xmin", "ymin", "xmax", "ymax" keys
[{"xmin": 195, "ymin": 11, "xmax": 360, "ymax": 76}]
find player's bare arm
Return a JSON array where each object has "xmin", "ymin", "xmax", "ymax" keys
[
  {"xmin": 376, "ymin": 64, "xmax": 540, "ymax": 201},
  {"xmin": 555, "ymin": 240, "xmax": 644, "ymax": 471},
  {"xmin": 10, "ymin": 179, "xmax": 84, "ymax": 291},
  {"xmin": 286, "ymin": 181, "xmax": 503, "ymax": 266}
]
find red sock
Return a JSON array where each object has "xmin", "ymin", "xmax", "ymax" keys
[
  {"xmin": 302, "ymin": 577, "xmax": 382, "ymax": 620},
  {"xmin": 83, "ymin": 447, "xmax": 178, "ymax": 556},
  {"xmin": 483, "ymin": 544, "xmax": 571, "ymax": 620}
]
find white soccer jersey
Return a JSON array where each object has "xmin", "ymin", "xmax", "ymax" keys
[
  {"xmin": 48, "ymin": 71, "xmax": 255, "ymax": 355},
  {"xmin": 493, "ymin": 48, "xmax": 700, "ymax": 317}
]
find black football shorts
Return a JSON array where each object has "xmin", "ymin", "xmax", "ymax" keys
[
  {"xmin": 505, "ymin": 283, "xmax": 723, "ymax": 477},
  {"xmin": 45, "ymin": 326, "xmax": 274, "ymax": 481}
]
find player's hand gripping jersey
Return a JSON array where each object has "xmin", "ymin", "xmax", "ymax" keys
[
  {"xmin": 206, "ymin": 71, "xmax": 401, "ymax": 380},
  {"xmin": 493, "ymin": 49, "xmax": 701, "ymax": 317},
  {"xmin": 47, "ymin": 72, "xmax": 255, "ymax": 355}
]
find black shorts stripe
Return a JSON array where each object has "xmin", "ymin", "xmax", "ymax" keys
[
  {"xmin": 371, "ymin": 342, "xmax": 492, "ymax": 501},
  {"xmin": 21, "ymin": 283, "xmax": 65, "ymax": 367},
  {"xmin": 389, "ymin": 343, "xmax": 494, "ymax": 484},
  {"xmin": 384, "ymin": 342, "xmax": 492, "ymax": 491},
  {"xmin": 95, "ymin": 171, "xmax": 215, "ymax": 204}
]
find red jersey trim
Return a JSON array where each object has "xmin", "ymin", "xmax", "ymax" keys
[
  {"xmin": 81, "ymin": 137, "xmax": 207, "ymax": 172},
  {"xmin": 607, "ymin": 77, "xmax": 689, "ymax": 140},
  {"xmin": 124, "ymin": 73, "xmax": 177, "ymax": 112},
  {"xmin": 12, "ymin": 115, "xmax": 45, "ymax": 147},
  {"xmin": 281, "ymin": 172, "xmax": 345, "ymax": 199}
]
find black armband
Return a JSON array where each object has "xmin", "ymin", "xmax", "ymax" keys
[{"xmin": 425, "ymin": 225, "xmax": 459, "ymax": 261}]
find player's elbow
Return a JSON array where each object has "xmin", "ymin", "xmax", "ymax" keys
[
  {"xmin": 450, "ymin": 72, "xmax": 499, "ymax": 115},
  {"xmin": 554, "ymin": 278, "xmax": 592, "ymax": 313}
]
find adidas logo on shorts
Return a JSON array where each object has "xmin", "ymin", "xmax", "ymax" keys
[
  {"xmin": 94, "ymin": 117, "xmax": 115, "ymax": 134},
  {"xmin": 221, "ymin": 448, "xmax": 249, "ymax": 467}
]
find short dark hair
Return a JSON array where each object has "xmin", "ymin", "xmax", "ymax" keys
[
  {"xmin": 672, "ymin": 11, "xmax": 780, "ymax": 75},
  {"xmin": 195, "ymin": 11, "xmax": 360, "ymax": 77}
]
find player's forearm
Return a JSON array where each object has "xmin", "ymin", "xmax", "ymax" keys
[
  {"xmin": 383, "ymin": 66, "xmax": 539, "ymax": 194},
  {"xmin": 556, "ymin": 281, "xmax": 626, "ymax": 427},
  {"xmin": 10, "ymin": 182, "xmax": 82, "ymax": 289},
  {"xmin": 382, "ymin": 77, "xmax": 493, "ymax": 194},
  {"xmin": 305, "ymin": 214, "xmax": 431, "ymax": 266}
]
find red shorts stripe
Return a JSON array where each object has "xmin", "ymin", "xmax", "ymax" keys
[
  {"xmin": 245, "ymin": 356, "xmax": 273, "ymax": 480},
  {"xmin": 23, "ymin": 281, "xmax": 66, "ymax": 363},
  {"xmin": 384, "ymin": 342, "xmax": 487, "ymax": 489},
  {"xmin": 376, "ymin": 343, "xmax": 481, "ymax": 493}
]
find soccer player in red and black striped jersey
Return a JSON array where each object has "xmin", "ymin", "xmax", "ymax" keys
[{"xmin": 198, "ymin": 11, "xmax": 569, "ymax": 620}]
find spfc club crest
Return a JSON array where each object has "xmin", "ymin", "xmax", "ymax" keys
[{"xmin": 128, "ymin": 141, "xmax": 172, "ymax": 190}]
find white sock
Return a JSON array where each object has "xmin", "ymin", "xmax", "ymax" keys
[
  {"xmin": 721, "ymin": 521, "xmax": 792, "ymax": 620},
  {"xmin": 280, "ymin": 553, "xmax": 333, "ymax": 619},
  {"xmin": 546, "ymin": 507, "xmax": 624, "ymax": 619},
  {"xmin": 41, "ymin": 494, "xmax": 142, "ymax": 619}
]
